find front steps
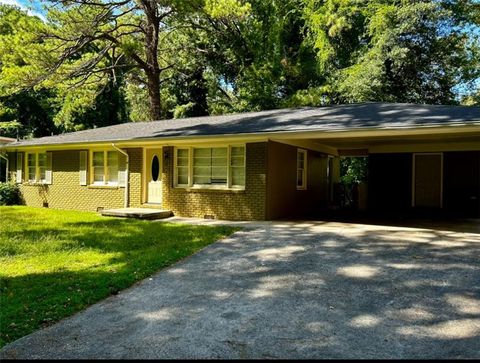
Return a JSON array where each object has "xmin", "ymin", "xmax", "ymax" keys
[{"xmin": 140, "ymin": 203, "xmax": 165, "ymax": 210}]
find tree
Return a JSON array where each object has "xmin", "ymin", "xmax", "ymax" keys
[
  {"xmin": 0, "ymin": 89, "xmax": 58, "ymax": 138},
  {"xmin": 175, "ymin": 0, "xmax": 324, "ymax": 112},
  {"xmin": 35, "ymin": 0, "xmax": 170, "ymax": 121},
  {"xmin": 0, "ymin": 0, "xmax": 253, "ymax": 121},
  {"xmin": 303, "ymin": 0, "xmax": 480, "ymax": 104},
  {"xmin": 461, "ymin": 88, "xmax": 480, "ymax": 105},
  {"xmin": 1, "ymin": 0, "xmax": 479, "ymax": 136},
  {"xmin": 0, "ymin": 4, "xmax": 129, "ymax": 136},
  {"xmin": 0, "ymin": 5, "xmax": 58, "ymax": 138}
]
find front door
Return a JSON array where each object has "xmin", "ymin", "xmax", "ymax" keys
[
  {"xmin": 147, "ymin": 149, "xmax": 162, "ymax": 204},
  {"xmin": 413, "ymin": 153, "xmax": 443, "ymax": 208}
]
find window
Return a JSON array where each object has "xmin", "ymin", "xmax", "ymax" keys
[
  {"xmin": 27, "ymin": 153, "xmax": 36, "ymax": 182},
  {"xmin": 175, "ymin": 148, "xmax": 189, "ymax": 186},
  {"xmin": 79, "ymin": 151, "xmax": 88, "ymax": 186},
  {"xmin": 25, "ymin": 152, "xmax": 51, "ymax": 184},
  {"xmin": 174, "ymin": 145, "xmax": 245, "ymax": 189},
  {"xmin": 297, "ymin": 149, "xmax": 307, "ymax": 190},
  {"xmin": 92, "ymin": 151, "xmax": 105, "ymax": 184},
  {"xmin": 90, "ymin": 150, "xmax": 124, "ymax": 186},
  {"xmin": 193, "ymin": 147, "xmax": 228, "ymax": 186},
  {"xmin": 107, "ymin": 151, "xmax": 118, "ymax": 184},
  {"xmin": 230, "ymin": 146, "xmax": 245, "ymax": 187}
]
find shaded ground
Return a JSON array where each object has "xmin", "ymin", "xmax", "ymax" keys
[{"xmin": 1, "ymin": 220, "xmax": 479, "ymax": 359}]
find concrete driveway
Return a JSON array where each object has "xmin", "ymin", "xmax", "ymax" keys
[{"xmin": 1, "ymin": 220, "xmax": 479, "ymax": 359}]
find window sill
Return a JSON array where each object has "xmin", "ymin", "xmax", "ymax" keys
[
  {"xmin": 87, "ymin": 184, "xmax": 123, "ymax": 189},
  {"xmin": 23, "ymin": 182, "xmax": 50, "ymax": 186},
  {"xmin": 174, "ymin": 186, "xmax": 245, "ymax": 193}
]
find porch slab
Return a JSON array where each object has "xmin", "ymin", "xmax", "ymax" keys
[{"xmin": 100, "ymin": 208, "xmax": 173, "ymax": 220}]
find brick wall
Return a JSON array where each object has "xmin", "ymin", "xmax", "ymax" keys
[
  {"xmin": 8, "ymin": 148, "xmax": 143, "ymax": 212},
  {"xmin": 8, "ymin": 143, "xmax": 268, "ymax": 219},
  {"xmin": 162, "ymin": 142, "xmax": 268, "ymax": 220},
  {"xmin": 127, "ymin": 148, "xmax": 143, "ymax": 208}
]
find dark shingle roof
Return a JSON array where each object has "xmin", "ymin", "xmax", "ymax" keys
[{"xmin": 5, "ymin": 103, "xmax": 480, "ymax": 148}]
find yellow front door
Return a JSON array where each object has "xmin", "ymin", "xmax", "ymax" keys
[{"xmin": 147, "ymin": 149, "xmax": 162, "ymax": 204}]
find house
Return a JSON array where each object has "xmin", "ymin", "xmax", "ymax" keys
[{"xmin": 1, "ymin": 103, "xmax": 479, "ymax": 220}]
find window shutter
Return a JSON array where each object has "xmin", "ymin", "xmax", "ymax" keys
[
  {"xmin": 45, "ymin": 152, "xmax": 53, "ymax": 184},
  {"xmin": 16, "ymin": 153, "xmax": 23, "ymax": 183},
  {"xmin": 118, "ymin": 153, "xmax": 127, "ymax": 187},
  {"xmin": 79, "ymin": 151, "xmax": 87, "ymax": 186}
]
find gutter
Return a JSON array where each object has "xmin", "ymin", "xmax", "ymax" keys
[
  {"xmin": 0, "ymin": 153, "xmax": 8, "ymax": 182},
  {"xmin": 112, "ymin": 143, "xmax": 129, "ymax": 208}
]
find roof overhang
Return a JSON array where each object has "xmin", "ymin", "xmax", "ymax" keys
[
  {"xmin": 0, "ymin": 136, "xmax": 15, "ymax": 145},
  {"xmin": 1, "ymin": 123, "xmax": 479, "ymax": 152}
]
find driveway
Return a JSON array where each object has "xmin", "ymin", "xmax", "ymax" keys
[{"xmin": 1, "ymin": 220, "xmax": 479, "ymax": 359}]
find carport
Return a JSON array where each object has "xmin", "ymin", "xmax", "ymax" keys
[{"xmin": 265, "ymin": 105, "xmax": 480, "ymax": 220}]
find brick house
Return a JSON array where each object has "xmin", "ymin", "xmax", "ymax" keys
[{"xmin": 1, "ymin": 103, "xmax": 479, "ymax": 220}]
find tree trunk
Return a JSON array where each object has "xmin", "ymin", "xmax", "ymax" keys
[
  {"xmin": 142, "ymin": 0, "xmax": 161, "ymax": 120},
  {"xmin": 146, "ymin": 69, "xmax": 161, "ymax": 120}
]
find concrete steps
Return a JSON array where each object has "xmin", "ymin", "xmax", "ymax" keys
[
  {"xmin": 101, "ymin": 208, "xmax": 173, "ymax": 220},
  {"xmin": 140, "ymin": 203, "xmax": 165, "ymax": 210}
]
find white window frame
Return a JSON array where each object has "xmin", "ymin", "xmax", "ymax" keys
[
  {"xmin": 229, "ymin": 145, "xmax": 246, "ymax": 188},
  {"xmin": 173, "ymin": 144, "xmax": 246, "ymax": 190},
  {"xmin": 24, "ymin": 151, "xmax": 51, "ymax": 184},
  {"xmin": 174, "ymin": 147, "xmax": 191, "ymax": 188},
  {"xmin": 89, "ymin": 149, "xmax": 121, "ymax": 186},
  {"xmin": 297, "ymin": 149, "xmax": 307, "ymax": 190}
]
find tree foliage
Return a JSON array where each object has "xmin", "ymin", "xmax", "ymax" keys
[
  {"xmin": 303, "ymin": 0, "xmax": 480, "ymax": 104},
  {"xmin": 0, "ymin": 0, "xmax": 478, "ymax": 138},
  {"xmin": 0, "ymin": 5, "xmax": 57, "ymax": 138},
  {"xmin": 340, "ymin": 157, "xmax": 368, "ymax": 185}
]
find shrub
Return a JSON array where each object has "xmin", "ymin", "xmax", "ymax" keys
[
  {"xmin": 340, "ymin": 157, "xmax": 368, "ymax": 185},
  {"xmin": 0, "ymin": 182, "xmax": 22, "ymax": 205}
]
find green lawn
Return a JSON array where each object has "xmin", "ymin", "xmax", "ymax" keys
[{"xmin": 0, "ymin": 206, "xmax": 237, "ymax": 348}]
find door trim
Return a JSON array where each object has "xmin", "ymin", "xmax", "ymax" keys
[
  {"xmin": 412, "ymin": 152, "xmax": 443, "ymax": 208},
  {"xmin": 143, "ymin": 146, "xmax": 163, "ymax": 204}
]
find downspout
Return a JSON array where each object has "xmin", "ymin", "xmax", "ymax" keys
[
  {"xmin": 0, "ymin": 152, "xmax": 8, "ymax": 182},
  {"xmin": 112, "ymin": 144, "xmax": 129, "ymax": 208}
]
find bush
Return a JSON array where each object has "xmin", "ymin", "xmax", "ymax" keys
[
  {"xmin": 0, "ymin": 182, "xmax": 22, "ymax": 205},
  {"xmin": 340, "ymin": 157, "xmax": 368, "ymax": 185}
]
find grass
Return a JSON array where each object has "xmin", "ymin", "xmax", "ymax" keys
[{"xmin": 0, "ymin": 206, "xmax": 237, "ymax": 348}]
